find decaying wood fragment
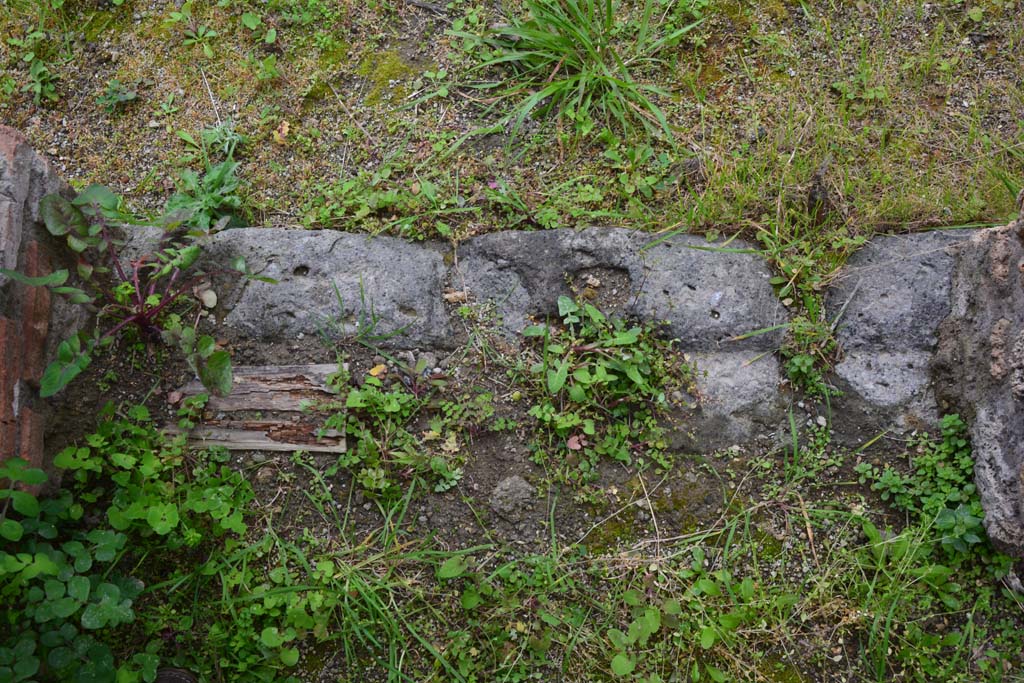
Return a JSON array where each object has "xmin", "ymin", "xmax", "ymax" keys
[{"xmin": 167, "ymin": 364, "xmax": 346, "ymax": 454}]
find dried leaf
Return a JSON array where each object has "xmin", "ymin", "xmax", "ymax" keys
[
  {"xmin": 273, "ymin": 120, "xmax": 290, "ymax": 144},
  {"xmin": 369, "ymin": 364, "xmax": 387, "ymax": 377}
]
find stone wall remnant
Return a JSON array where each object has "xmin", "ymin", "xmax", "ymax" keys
[
  {"xmin": 0, "ymin": 125, "xmax": 81, "ymax": 483},
  {"xmin": 934, "ymin": 202, "xmax": 1024, "ymax": 557}
]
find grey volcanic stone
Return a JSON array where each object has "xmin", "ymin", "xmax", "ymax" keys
[
  {"xmin": 826, "ymin": 230, "xmax": 974, "ymax": 440},
  {"xmin": 490, "ymin": 475, "xmax": 535, "ymax": 521},
  {"xmin": 457, "ymin": 227, "xmax": 789, "ymax": 450},
  {"xmin": 456, "ymin": 227, "xmax": 786, "ymax": 351},
  {"xmin": 205, "ymin": 229, "xmax": 454, "ymax": 349},
  {"xmin": 0, "ymin": 126, "xmax": 66, "ymax": 284},
  {"xmin": 933, "ymin": 207, "xmax": 1024, "ymax": 558},
  {"xmin": 674, "ymin": 352, "xmax": 785, "ymax": 452}
]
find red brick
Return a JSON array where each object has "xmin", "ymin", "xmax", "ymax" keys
[
  {"xmin": 17, "ymin": 407, "xmax": 45, "ymax": 492},
  {"xmin": 20, "ymin": 241, "xmax": 51, "ymax": 383},
  {"xmin": 0, "ymin": 317, "xmax": 19, "ymax": 460}
]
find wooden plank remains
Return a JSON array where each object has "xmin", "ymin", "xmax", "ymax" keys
[{"xmin": 167, "ymin": 364, "xmax": 346, "ymax": 454}]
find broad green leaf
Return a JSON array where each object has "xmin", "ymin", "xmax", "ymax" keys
[
  {"xmin": 609, "ymin": 327, "xmax": 641, "ymax": 345},
  {"xmin": 610, "ymin": 653, "xmax": 635, "ymax": 676},
  {"xmin": 0, "ymin": 519, "xmax": 23, "ymax": 542},
  {"xmin": 719, "ymin": 611, "xmax": 743, "ymax": 630},
  {"xmin": 0, "ymin": 268, "xmax": 68, "ymax": 287},
  {"xmin": 48, "ymin": 646, "xmax": 75, "ymax": 670},
  {"xmin": 198, "ymin": 350, "xmax": 233, "ymax": 397},
  {"xmin": 522, "ymin": 324, "xmax": 548, "ymax": 337},
  {"xmin": 639, "ymin": 607, "xmax": 661, "ymax": 635},
  {"xmin": 699, "ymin": 626, "xmax": 717, "ymax": 649},
  {"xmin": 51, "ymin": 596, "xmax": 81, "ymax": 619},
  {"xmin": 10, "ymin": 490, "xmax": 39, "ymax": 517},
  {"xmin": 44, "ymin": 578, "xmax": 66, "ymax": 600},
  {"xmin": 557, "ymin": 296, "xmax": 579, "ymax": 317},
  {"xmin": 40, "ymin": 345, "xmax": 92, "ymax": 397},
  {"xmin": 133, "ymin": 653, "xmax": 159, "ymax": 681},
  {"xmin": 196, "ymin": 335, "xmax": 216, "ymax": 359},
  {"xmin": 622, "ymin": 589, "xmax": 642, "ymax": 606},
  {"xmin": 146, "ymin": 503, "xmax": 179, "ymax": 535},
  {"xmin": 460, "ymin": 585, "xmax": 482, "ymax": 610},
  {"xmin": 40, "ymin": 194, "xmax": 87, "ymax": 237},
  {"xmin": 67, "ymin": 575, "xmax": 90, "ymax": 602},
  {"xmin": 13, "ymin": 655, "xmax": 39, "ymax": 679},
  {"xmin": 51, "ymin": 286, "xmax": 93, "ymax": 304},
  {"xmin": 73, "ymin": 184, "xmax": 120, "ymax": 214},
  {"xmin": 66, "ymin": 234, "xmax": 91, "ymax": 253},
  {"xmin": 706, "ymin": 665, "xmax": 727, "ymax": 682},
  {"xmin": 241, "ymin": 11, "xmax": 261, "ymax": 29},
  {"xmin": 261, "ymin": 627, "xmax": 285, "ymax": 648},
  {"xmin": 583, "ymin": 303, "xmax": 605, "ymax": 323},
  {"xmin": 0, "ymin": 457, "xmax": 47, "ymax": 485},
  {"xmin": 607, "ymin": 628, "xmax": 628, "ymax": 650},
  {"xmin": 547, "ymin": 358, "xmax": 569, "ymax": 395},
  {"xmin": 279, "ymin": 648, "xmax": 299, "ymax": 667},
  {"xmin": 170, "ymin": 244, "xmax": 200, "ymax": 271},
  {"xmin": 436, "ymin": 555, "xmax": 469, "ymax": 579}
]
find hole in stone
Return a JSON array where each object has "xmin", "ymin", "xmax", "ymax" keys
[
  {"xmin": 293, "ymin": 265, "xmax": 310, "ymax": 276},
  {"xmin": 568, "ymin": 266, "xmax": 633, "ymax": 316},
  {"xmin": 686, "ymin": 284, "xmax": 697, "ymax": 291},
  {"xmin": 710, "ymin": 310, "xmax": 720, "ymax": 319},
  {"xmin": 399, "ymin": 305, "xmax": 419, "ymax": 317}
]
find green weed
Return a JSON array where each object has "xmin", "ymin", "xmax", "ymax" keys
[
  {"xmin": 855, "ymin": 414, "xmax": 1010, "ymax": 568},
  {"xmin": 96, "ymin": 78, "xmax": 137, "ymax": 113},
  {"xmin": 523, "ymin": 296, "xmax": 691, "ymax": 485},
  {"xmin": 452, "ymin": 0, "xmax": 705, "ymax": 139}
]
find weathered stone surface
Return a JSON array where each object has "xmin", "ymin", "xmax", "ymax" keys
[
  {"xmin": 0, "ymin": 125, "xmax": 65, "ymax": 285},
  {"xmin": 676, "ymin": 352, "xmax": 785, "ymax": 452},
  {"xmin": 933, "ymin": 206, "xmax": 1024, "ymax": 557},
  {"xmin": 457, "ymin": 228, "xmax": 785, "ymax": 351},
  {"xmin": 489, "ymin": 475, "xmax": 535, "ymax": 521},
  {"xmin": 826, "ymin": 230, "xmax": 974, "ymax": 440},
  {"xmin": 457, "ymin": 228, "xmax": 788, "ymax": 448},
  {"xmin": 204, "ymin": 229, "xmax": 455, "ymax": 349}
]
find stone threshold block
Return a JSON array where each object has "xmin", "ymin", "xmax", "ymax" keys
[
  {"xmin": 202, "ymin": 228, "xmax": 456, "ymax": 350},
  {"xmin": 825, "ymin": 230, "xmax": 973, "ymax": 442},
  {"xmin": 456, "ymin": 228, "xmax": 791, "ymax": 451}
]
